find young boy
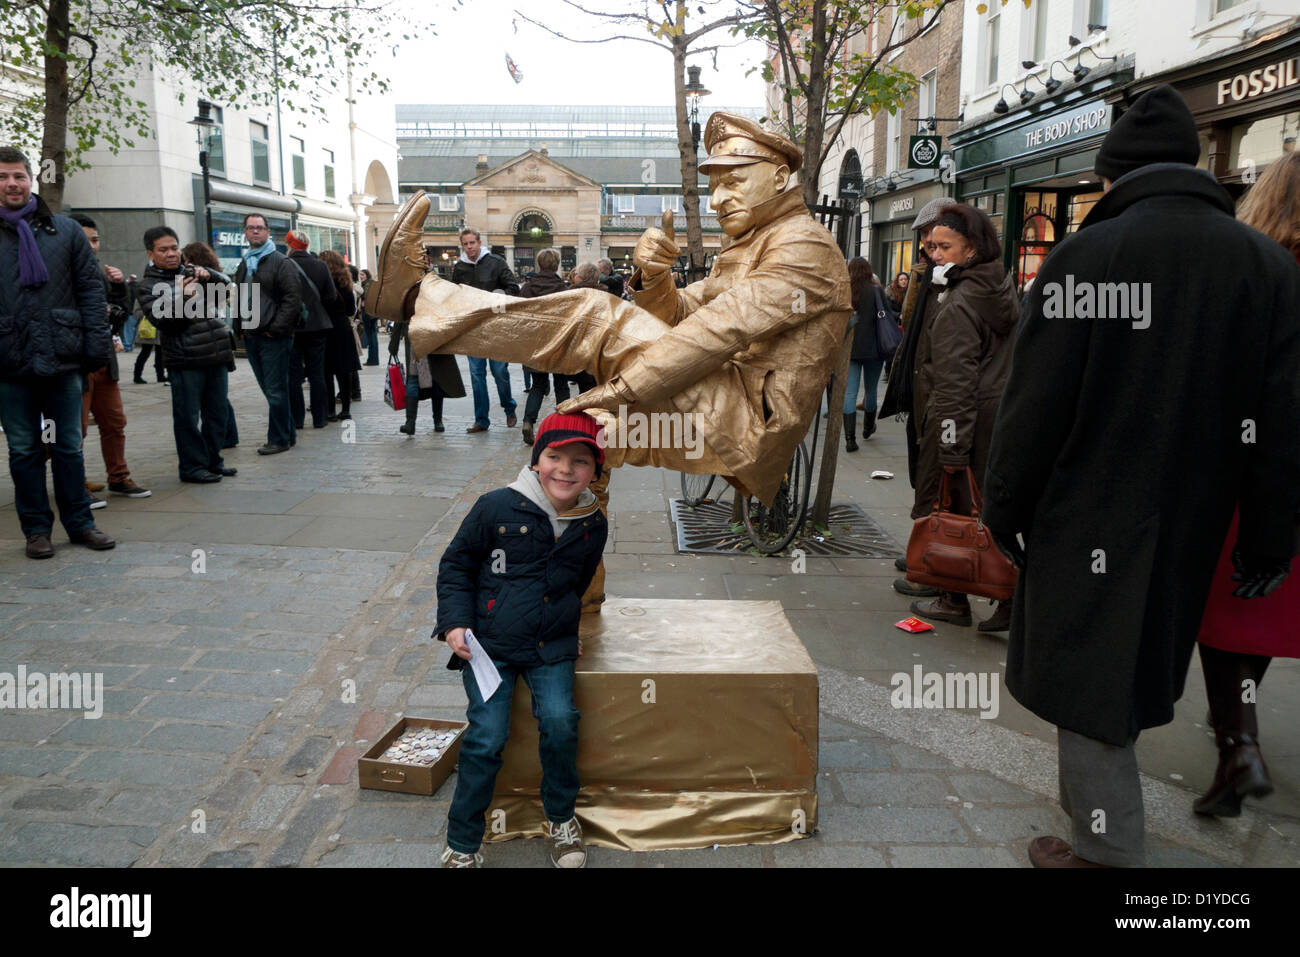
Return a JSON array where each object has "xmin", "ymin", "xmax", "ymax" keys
[{"xmin": 436, "ymin": 411, "xmax": 608, "ymax": 868}]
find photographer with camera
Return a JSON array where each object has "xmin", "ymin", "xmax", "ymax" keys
[
  {"xmin": 70, "ymin": 214, "xmax": 151, "ymax": 504},
  {"xmin": 135, "ymin": 227, "xmax": 234, "ymax": 484}
]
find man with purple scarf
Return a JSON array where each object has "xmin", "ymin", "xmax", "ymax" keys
[{"xmin": 0, "ymin": 146, "xmax": 115, "ymax": 558}]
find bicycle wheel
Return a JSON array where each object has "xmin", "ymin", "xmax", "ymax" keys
[
  {"xmin": 742, "ymin": 442, "xmax": 811, "ymax": 554},
  {"xmin": 679, "ymin": 471, "xmax": 717, "ymax": 507}
]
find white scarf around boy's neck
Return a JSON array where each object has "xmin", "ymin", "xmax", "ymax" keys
[{"xmin": 508, "ymin": 465, "xmax": 597, "ymax": 539}]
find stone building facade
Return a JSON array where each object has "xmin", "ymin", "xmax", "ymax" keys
[{"xmin": 397, "ymin": 105, "xmax": 762, "ymax": 278}]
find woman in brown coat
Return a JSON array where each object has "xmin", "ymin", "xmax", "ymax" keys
[{"xmin": 909, "ymin": 203, "xmax": 1019, "ymax": 631}]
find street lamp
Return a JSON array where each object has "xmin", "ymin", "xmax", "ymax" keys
[
  {"xmin": 685, "ymin": 65, "xmax": 711, "ymax": 152},
  {"xmin": 683, "ymin": 65, "xmax": 712, "ymax": 284},
  {"xmin": 188, "ymin": 100, "xmax": 217, "ymax": 246}
]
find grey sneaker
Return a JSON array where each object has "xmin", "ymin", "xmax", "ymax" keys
[
  {"xmin": 440, "ymin": 846, "xmax": 482, "ymax": 868},
  {"xmin": 88, "ymin": 495, "xmax": 107, "ymax": 510},
  {"xmin": 547, "ymin": 816, "xmax": 586, "ymax": 868}
]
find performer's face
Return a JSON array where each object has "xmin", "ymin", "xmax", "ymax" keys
[
  {"xmin": 708, "ymin": 161, "xmax": 790, "ymax": 237},
  {"xmin": 460, "ymin": 232, "xmax": 481, "ymax": 260}
]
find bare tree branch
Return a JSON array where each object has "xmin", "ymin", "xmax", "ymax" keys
[{"xmin": 512, "ymin": 8, "xmax": 666, "ymax": 49}]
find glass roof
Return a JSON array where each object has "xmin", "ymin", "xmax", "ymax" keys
[{"xmin": 395, "ymin": 104, "xmax": 765, "ymax": 141}]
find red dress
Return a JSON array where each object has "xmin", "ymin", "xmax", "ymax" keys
[{"xmin": 1197, "ymin": 510, "xmax": 1300, "ymax": 658}]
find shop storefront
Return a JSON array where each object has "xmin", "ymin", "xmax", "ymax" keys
[
  {"xmin": 950, "ymin": 64, "xmax": 1132, "ymax": 292},
  {"xmin": 1109, "ymin": 27, "xmax": 1299, "ymax": 201},
  {"xmin": 197, "ymin": 181, "xmax": 355, "ymax": 274},
  {"xmin": 296, "ymin": 219, "xmax": 353, "ymax": 260},
  {"xmin": 868, "ymin": 180, "xmax": 947, "ymax": 286}
]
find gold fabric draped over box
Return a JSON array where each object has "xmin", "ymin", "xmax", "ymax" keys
[{"xmin": 485, "ymin": 598, "xmax": 818, "ymax": 851}]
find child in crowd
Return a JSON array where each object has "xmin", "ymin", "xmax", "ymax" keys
[{"xmin": 435, "ymin": 412, "xmax": 609, "ymax": 867}]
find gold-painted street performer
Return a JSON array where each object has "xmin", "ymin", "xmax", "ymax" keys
[{"xmin": 367, "ymin": 112, "xmax": 851, "ymax": 508}]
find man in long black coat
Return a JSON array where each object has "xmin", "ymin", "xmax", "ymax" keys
[{"xmin": 983, "ymin": 85, "xmax": 1300, "ymax": 867}]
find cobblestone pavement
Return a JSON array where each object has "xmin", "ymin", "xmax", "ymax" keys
[{"xmin": 0, "ymin": 360, "xmax": 1296, "ymax": 867}]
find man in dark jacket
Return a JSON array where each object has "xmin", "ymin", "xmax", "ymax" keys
[
  {"xmin": 452, "ymin": 227, "xmax": 519, "ymax": 433},
  {"xmin": 982, "ymin": 86, "xmax": 1300, "ymax": 868},
  {"xmin": 0, "ymin": 147, "xmax": 114, "ymax": 558},
  {"xmin": 70, "ymin": 213, "xmax": 151, "ymax": 503},
  {"xmin": 518, "ymin": 247, "xmax": 570, "ymax": 444},
  {"xmin": 135, "ymin": 225, "xmax": 235, "ymax": 483},
  {"xmin": 233, "ymin": 213, "xmax": 302, "ymax": 454},
  {"xmin": 284, "ymin": 230, "xmax": 336, "ymax": 430}
]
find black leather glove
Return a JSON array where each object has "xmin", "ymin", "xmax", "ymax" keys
[
  {"xmin": 1230, "ymin": 549, "xmax": 1290, "ymax": 599},
  {"xmin": 990, "ymin": 528, "xmax": 1026, "ymax": 570}
]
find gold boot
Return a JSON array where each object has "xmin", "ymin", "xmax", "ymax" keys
[{"xmin": 366, "ymin": 190, "xmax": 431, "ymax": 323}]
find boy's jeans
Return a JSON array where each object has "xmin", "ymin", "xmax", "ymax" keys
[{"xmin": 446, "ymin": 659, "xmax": 580, "ymax": 854}]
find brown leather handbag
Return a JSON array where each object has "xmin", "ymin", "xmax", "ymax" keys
[{"xmin": 905, "ymin": 467, "xmax": 1019, "ymax": 601}]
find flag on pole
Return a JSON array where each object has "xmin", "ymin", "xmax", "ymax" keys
[{"xmin": 505, "ymin": 52, "xmax": 524, "ymax": 84}]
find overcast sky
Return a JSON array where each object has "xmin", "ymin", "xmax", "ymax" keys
[{"xmin": 386, "ymin": 0, "xmax": 769, "ymax": 109}]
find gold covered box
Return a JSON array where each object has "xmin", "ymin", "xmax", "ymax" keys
[{"xmin": 486, "ymin": 598, "xmax": 819, "ymax": 851}]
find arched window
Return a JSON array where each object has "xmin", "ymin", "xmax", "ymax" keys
[
  {"xmin": 838, "ymin": 150, "xmax": 863, "ymax": 200},
  {"xmin": 513, "ymin": 210, "xmax": 554, "ymax": 243}
]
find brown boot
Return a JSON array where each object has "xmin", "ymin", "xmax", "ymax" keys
[
  {"xmin": 1194, "ymin": 732, "xmax": 1273, "ymax": 817},
  {"xmin": 1028, "ymin": 836, "xmax": 1109, "ymax": 868},
  {"xmin": 1195, "ymin": 645, "xmax": 1274, "ymax": 817},
  {"xmin": 910, "ymin": 592, "xmax": 972, "ymax": 627},
  {"xmin": 366, "ymin": 191, "xmax": 431, "ymax": 323},
  {"xmin": 977, "ymin": 599, "xmax": 1013, "ymax": 633}
]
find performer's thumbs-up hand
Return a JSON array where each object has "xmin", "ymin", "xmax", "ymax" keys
[{"xmin": 633, "ymin": 209, "xmax": 681, "ymax": 280}]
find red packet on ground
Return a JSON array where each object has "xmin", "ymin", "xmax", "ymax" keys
[{"xmin": 895, "ymin": 616, "xmax": 935, "ymax": 633}]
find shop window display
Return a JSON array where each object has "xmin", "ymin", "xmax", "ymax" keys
[{"xmin": 1230, "ymin": 110, "xmax": 1300, "ymax": 172}]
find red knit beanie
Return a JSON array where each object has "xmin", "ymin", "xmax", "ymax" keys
[{"xmin": 530, "ymin": 411, "xmax": 605, "ymax": 476}]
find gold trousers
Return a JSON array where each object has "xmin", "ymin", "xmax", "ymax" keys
[{"xmin": 408, "ymin": 276, "xmax": 732, "ymax": 476}]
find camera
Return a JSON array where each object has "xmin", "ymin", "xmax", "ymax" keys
[{"xmin": 182, "ymin": 264, "xmax": 196, "ymax": 279}]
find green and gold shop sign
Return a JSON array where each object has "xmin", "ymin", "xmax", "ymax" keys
[{"xmin": 953, "ymin": 99, "xmax": 1111, "ymax": 173}]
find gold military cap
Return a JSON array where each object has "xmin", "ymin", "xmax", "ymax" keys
[{"xmin": 698, "ymin": 112, "xmax": 803, "ymax": 174}]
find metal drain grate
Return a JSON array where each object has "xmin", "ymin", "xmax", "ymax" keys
[{"xmin": 669, "ymin": 499, "xmax": 903, "ymax": 558}]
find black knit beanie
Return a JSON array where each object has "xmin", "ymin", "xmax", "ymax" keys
[{"xmin": 1095, "ymin": 84, "xmax": 1200, "ymax": 182}]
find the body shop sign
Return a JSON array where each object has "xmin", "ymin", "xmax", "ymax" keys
[
  {"xmin": 953, "ymin": 99, "xmax": 1112, "ymax": 171},
  {"xmin": 1020, "ymin": 104, "xmax": 1108, "ymax": 150}
]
